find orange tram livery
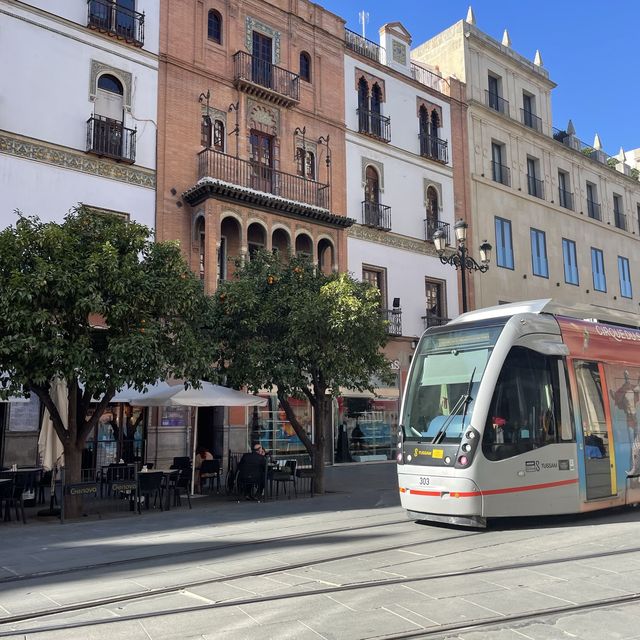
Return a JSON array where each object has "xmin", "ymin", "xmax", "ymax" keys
[{"xmin": 398, "ymin": 299, "xmax": 640, "ymax": 527}]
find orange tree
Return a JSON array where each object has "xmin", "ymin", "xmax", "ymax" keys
[
  {"xmin": 212, "ymin": 250, "xmax": 393, "ymax": 493},
  {"xmin": 0, "ymin": 208, "xmax": 216, "ymax": 515}
]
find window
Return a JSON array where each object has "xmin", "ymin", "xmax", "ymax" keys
[
  {"xmin": 618, "ymin": 256, "xmax": 632, "ymax": 299},
  {"xmin": 424, "ymin": 279, "xmax": 446, "ymax": 327},
  {"xmin": 201, "ymin": 116, "xmax": 212, "ymax": 147},
  {"xmin": 562, "ymin": 238, "xmax": 579, "ymax": 285},
  {"xmin": 558, "ymin": 170, "xmax": 572, "ymax": 210},
  {"xmin": 487, "ymin": 74, "xmax": 500, "ymax": 110},
  {"xmin": 586, "ymin": 182, "xmax": 600, "ymax": 220},
  {"xmin": 425, "ymin": 186, "xmax": 439, "ymax": 239},
  {"xmin": 613, "ymin": 194, "xmax": 625, "ymax": 230},
  {"xmin": 296, "ymin": 147, "xmax": 315, "ymax": 180},
  {"xmin": 491, "ymin": 142, "xmax": 509, "ymax": 186},
  {"xmin": 299, "ymin": 51, "xmax": 311, "ymax": 82},
  {"xmin": 482, "ymin": 347, "xmax": 569, "ymax": 461},
  {"xmin": 522, "ymin": 92, "xmax": 540, "ymax": 131},
  {"xmin": 213, "ymin": 119, "xmax": 224, "ymax": 152},
  {"xmin": 207, "ymin": 10, "xmax": 222, "ymax": 43},
  {"xmin": 527, "ymin": 157, "xmax": 543, "ymax": 199},
  {"xmin": 495, "ymin": 217, "xmax": 514, "ymax": 269},
  {"xmin": 362, "ymin": 266, "xmax": 386, "ymax": 307},
  {"xmin": 591, "ymin": 248, "xmax": 606, "ymax": 292},
  {"xmin": 530, "ymin": 228, "xmax": 548, "ymax": 278}
]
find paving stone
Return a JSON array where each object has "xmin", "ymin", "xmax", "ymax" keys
[{"xmin": 463, "ymin": 587, "xmax": 572, "ymax": 615}]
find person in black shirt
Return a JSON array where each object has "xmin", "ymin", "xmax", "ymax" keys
[{"xmin": 237, "ymin": 444, "xmax": 266, "ymax": 500}]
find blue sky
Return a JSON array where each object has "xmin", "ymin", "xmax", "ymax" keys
[{"xmin": 320, "ymin": 1, "xmax": 639, "ymax": 155}]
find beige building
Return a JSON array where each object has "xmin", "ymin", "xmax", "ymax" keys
[{"xmin": 413, "ymin": 10, "xmax": 640, "ymax": 313}]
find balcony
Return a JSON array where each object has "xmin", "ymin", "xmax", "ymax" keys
[
  {"xmin": 357, "ymin": 109, "xmax": 391, "ymax": 142},
  {"xmin": 233, "ymin": 51, "xmax": 299, "ymax": 107},
  {"xmin": 344, "ymin": 28, "xmax": 383, "ymax": 63},
  {"xmin": 382, "ymin": 308, "xmax": 402, "ymax": 336},
  {"xmin": 485, "ymin": 90, "xmax": 509, "ymax": 115},
  {"xmin": 558, "ymin": 187, "xmax": 574, "ymax": 210},
  {"xmin": 194, "ymin": 149, "xmax": 330, "ymax": 212},
  {"xmin": 614, "ymin": 210, "xmax": 627, "ymax": 231},
  {"xmin": 425, "ymin": 218, "xmax": 450, "ymax": 245},
  {"xmin": 87, "ymin": 0, "xmax": 144, "ymax": 47},
  {"xmin": 86, "ymin": 115, "xmax": 136, "ymax": 163},
  {"xmin": 422, "ymin": 312, "xmax": 449, "ymax": 329},
  {"xmin": 410, "ymin": 63, "xmax": 448, "ymax": 93},
  {"xmin": 491, "ymin": 161, "xmax": 511, "ymax": 186},
  {"xmin": 362, "ymin": 201, "xmax": 391, "ymax": 231},
  {"xmin": 419, "ymin": 134, "xmax": 448, "ymax": 163},
  {"xmin": 587, "ymin": 199, "xmax": 601, "ymax": 221},
  {"xmin": 527, "ymin": 174, "xmax": 545, "ymax": 199},
  {"xmin": 521, "ymin": 109, "xmax": 542, "ymax": 133}
]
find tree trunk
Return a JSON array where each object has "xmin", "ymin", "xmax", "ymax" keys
[
  {"xmin": 62, "ymin": 442, "xmax": 84, "ymax": 519},
  {"xmin": 311, "ymin": 394, "xmax": 332, "ymax": 495}
]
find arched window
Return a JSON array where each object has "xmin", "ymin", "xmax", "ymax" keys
[
  {"xmin": 357, "ymin": 77, "xmax": 369, "ymax": 132},
  {"xmin": 430, "ymin": 109, "xmax": 440, "ymax": 137},
  {"xmin": 213, "ymin": 119, "xmax": 224, "ymax": 152},
  {"xmin": 207, "ymin": 10, "xmax": 222, "ymax": 44},
  {"xmin": 426, "ymin": 186, "xmax": 439, "ymax": 238},
  {"xmin": 201, "ymin": 115, "xmax": 212, "ymax": 147},
  {"xmin": 419, "ymin": 105, "xmax": 429, "ymax": 136},
  {"xmin": 299, "ymin": 51, "xmax": 311, "ymax": 82},
  {"xmin": 365, "ymin": 165, "xmax": 380, "ymax": 204},
  {"xmin": 371, "ymin": 84, "xmax": 383, "ymax": 136},
  {"xmin": 98, "ymin": 74, "xmax": 123, "ymax": 95}
]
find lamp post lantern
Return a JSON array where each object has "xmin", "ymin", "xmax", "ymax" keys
[{"xmin": 433, "ymin": 220, "xmax": 492, "ymax": 314}]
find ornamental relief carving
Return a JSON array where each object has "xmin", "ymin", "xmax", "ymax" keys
[
  {"xmin": 247, "ymin": 99, "xmax": 280, "ymax": 135},
  {"xmin": 348, "ymin": 224, "xmax": 440, "ymax": 257}
]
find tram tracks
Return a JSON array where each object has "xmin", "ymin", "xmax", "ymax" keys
[{"xmin": 2, "ymin": 534, "xmax": 640, "ymax": 637}]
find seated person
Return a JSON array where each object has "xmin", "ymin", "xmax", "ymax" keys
[
  {"xmin": 194, "ymin": 446, "xmax": 213, "ymax": 493},
  {"xmin": 237, "ymin": 444, "xmax": 266, "ymax": 500}
]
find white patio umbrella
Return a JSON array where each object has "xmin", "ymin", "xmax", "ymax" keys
[
  {"xmin": 126, "ymin": 382, "xmax": 267, "ymax": 494},
  {"xmin": 38, "ymin": 377, "xmax": 67, "ymax": 472}
]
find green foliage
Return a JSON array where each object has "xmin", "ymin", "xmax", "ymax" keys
[
  {"xmin": 631, "ymin": 168, "xmax": 639, "ymax": 180},
  {"xmin": 213, "ymin": 250, "xmax": 393, "ymax": 400},
  {"xmin": 0, "ymin": 207, "xmax": 217, "ymax": 435},
  {"xmin": 607, "ymin": 157, "xmax": 620, "ymax": 169}
]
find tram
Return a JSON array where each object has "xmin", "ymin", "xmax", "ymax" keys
[{"xmin": 398, "ymin": 299, "xmax": 640, "ymax": 527}]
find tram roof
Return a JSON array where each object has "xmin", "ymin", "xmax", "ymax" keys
[{"xmin": 450, "ymin": 299, "xmax": 640, "ymax": 329}]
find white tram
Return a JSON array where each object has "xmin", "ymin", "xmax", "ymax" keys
[{"xmin": 398, "ymin": 299, "xmax": 640, "ymax": 527}]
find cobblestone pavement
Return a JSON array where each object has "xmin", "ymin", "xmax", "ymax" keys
[{"xmin": 1, "ymin": 462, "xmax": 640, "ymax": 639}]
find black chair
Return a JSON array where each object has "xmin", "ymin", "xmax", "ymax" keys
[
  {"xmin": 0, "ymin": 478, "xmax": 14, "ymax": 523},
  {"xmin": 236, "ymin": 462, "xmax": 266, "ymax": 501},
  {"xmin": 137, "ymin": 471, "xmax": 164, "ymax": 513},
  {"xmin": 169, "ymin": 469, "xmax": 192, "ymax": 509},
  {"xmin": 199, "ymin": 459, "xmax": 221, "ymax": 494},
  {"xmin": 271, "ymin": 460, "xmax": 297, "ymax": 499},
  {"xmin": 0, "ymin": 471, "xmax": 37, "ymax": 524},
  {"xmin": 171, "ymin": 456, "xmax": 191, "ymax": 470}
]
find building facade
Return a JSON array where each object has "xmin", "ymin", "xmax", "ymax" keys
[
  {"xmin": 0, "ymin": 0, "xmax": 159, "ymax": 467},
  {"xmin": 156, "ymin": 0, "xmax": 350, "ymax": 462},
  {"xmin": 340, "ymin": 23, "xmax": 465, "ymax": 462},
  {"xmin": 413, "ymin": 11, "xmax": 640, "ymax": 313}
]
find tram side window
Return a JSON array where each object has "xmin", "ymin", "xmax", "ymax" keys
[{"xmin": 482, "ymin": 347, "xmax": 562, "ymax": 461}]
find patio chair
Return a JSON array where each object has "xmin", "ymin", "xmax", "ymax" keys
[
  {"xmin": 236, "ymin": 463, "xmax": 266, "ymax": 501},
  {"xmin": 199, "ymin": 459, "xmax": 221, "ymax": 494},
  {"xmin": 170, "ymin": 456, "xmax": 191, "ymax": 470},
  {"xmin": 271, "ymin": 460, "xmax": 297, "ymax": 499},
  {"xmin": 137, "ymin": 471, "xmax": 164, "ymax": 514},
  {"xmin": 169, "ymin": 469, "xmax": 192, "ymax": 509},
  {"xmin": 0, "ymin": 477, "xmax": 14, "ymax": 523}
]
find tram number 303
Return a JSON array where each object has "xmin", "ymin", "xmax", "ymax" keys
[{"xmin": 418, "ymin": 477, "xmax": 430, "ymax": 486}]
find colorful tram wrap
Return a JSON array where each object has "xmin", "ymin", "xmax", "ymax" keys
[{"xmin": 398, "ymin": 299, "xmax": 640, "ymax": 528}]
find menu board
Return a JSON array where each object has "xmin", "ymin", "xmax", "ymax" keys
[{"xmin": 8, "ymin": 396, "xmax": 40, "ymax": 432}]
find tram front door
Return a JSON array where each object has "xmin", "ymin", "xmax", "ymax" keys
[{"xmin": 574, "ymin": 361, "xmax": 617, "ymax": 500}]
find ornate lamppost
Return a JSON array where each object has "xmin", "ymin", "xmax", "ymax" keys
[{"xmin": 433, "ymin": 220, "xmax": 492, "ymax": 314}]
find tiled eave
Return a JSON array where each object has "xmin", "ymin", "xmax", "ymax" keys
[{"xmin": 182, "ymin": 178, "xmax": 354, "ymax": 229}]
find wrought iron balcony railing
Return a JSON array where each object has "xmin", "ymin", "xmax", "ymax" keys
[
  {"xmin": 197, "ymin": 149, "xmax": 329, "ymax": 209},
  {"xmin": 614, "ymin": 210, "xmax": 627, "ymax": 231},
  {"xmin": 362, "ymin": 201, "xmax": 391, "ymax": 230},
  {"xmin": 382, "ymin": 308, "xmax": 402, "ymax": 336},
  {"xmin": 422, "ymin": 312, "xmax": 449, "ymax": 329},
  {"xmin": 527, "ymin": 174, "xmax": 545, "ymax": 199},
  {"xmin": 357, "ymin": 108, "xmax": 391, "ymax": 142},
  {"xmin": 521, "ymin": 109, "xmax": 542, "ymax": 132},
  {"xmin": 491, "ymin": 161, "xmax": 511, "ymax": 186},
  {"xmin": 419, "ymin": 134, "xmax": 448, "ymax": 163},
  {"xmin": 485, "ymin": 90, "xmax": 509, "ymax": 115},
  {"xmin": 86, "ymin": 115, "xmax": 136, "ymax": 163},
  {"xmin": 558, "ymin": 187, "xmax": 574, "ymax": 210},
  {"xmin": 233, "ymin": 51, "xmax": 299, "ymax": 106},
  {"xmin": 344, "ymin": 28, "xmax": 383, "ymax": 63},
  {"xmin": 587, "ymin": 199, "xmax": 601, "ymax": 220},
  {"xmin": 425, "ymin": 218, "xmax": 450, "ymax": 245},
  {"xmin": 87, "ymin": 0, "xmax": 144, "ymax": 47},
  {"xmin": 410, "ymin": 63, "xmax": 448, "ymax": 93}
]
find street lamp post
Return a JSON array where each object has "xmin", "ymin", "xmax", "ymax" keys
[{"xmin": 433, "ymin": 220, "xmax": 492, "ymax": 314}]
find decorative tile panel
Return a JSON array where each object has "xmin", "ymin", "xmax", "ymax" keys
[
  {"xmin": 349, "ymin": 224, "xmax": 440, "ymax": 257},
  {"xmin": 245, "ymin": 17, "xmax": 281, "ymax": 64},
  {"xmin": 0, "ymin": 131, "xmax": 155, "ymax": 189},
  {"xmin": 89, "ymin": 60, "xmax": 133, "ymax": 111},
  {"xmin": 361, "ymin": 157, "xmax": 384, "ymax": 191}
]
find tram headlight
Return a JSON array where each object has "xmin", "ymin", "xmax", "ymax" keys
[
  {"xmin": 458, "ymin": 455, "xmax": 469, "ymax": 466},
  {"xmin": 444, "ymin": 456, "xmax": 451, "ymax": 464},
  {"xmin": 461, "ymin": 443, "xmax": 471, "ymax": 453},
  {"xmin": 396, "ymin": 452, "xmax": 403, "ymax": 464},
  {"xmin": 466, "ymin": 431, "xmax": 475, "ymax": 439}
]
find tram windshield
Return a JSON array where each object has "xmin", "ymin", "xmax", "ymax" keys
[{"xmin": 402, "ymin": 324, "xmax": 504, "ymax": 442}]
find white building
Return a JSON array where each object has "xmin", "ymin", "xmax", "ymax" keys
[
  {"xmin": 341, "ymin": 22, "xmax": 459, "ymax": 460},
  {"xmin": 0, "ymin": 0, "xmax": 158, "ymax": 465}
]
